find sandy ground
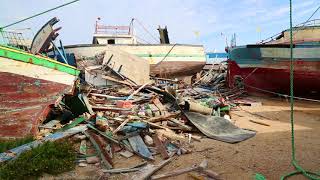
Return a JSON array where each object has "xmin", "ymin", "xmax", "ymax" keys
[{"xmin": 43, "ymin": 96, "xmax": 320, "ymax": 180}]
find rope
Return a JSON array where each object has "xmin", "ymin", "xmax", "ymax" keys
[
  {"xmin": 245, "ymin": 84, "xmax": 320, "ymax": 103},
  {"xmin": 281, "ymin": 1, "xmax": 320, "ymax": 179},
  {"xmin": 154, "ymin": 43, "xmax": 177, "ymax": 67},
  {"xmin": 134, "ymin": 18, "xmax": 159, "ymax": 43},
  {"xmin": 0, "ymin": 0, "xmax": 80, "ymax": 30}
]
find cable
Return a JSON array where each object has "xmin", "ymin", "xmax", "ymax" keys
[
  {"xmin": 0, "ymin": 0, "xmax": 79, "ymax": 30},
  {"xmin": 135, "ymin": 35, "xmax": 152, "ymax": 44},
  {"xmin": 134, "ymin": 18, "xmax": 159, "ymax": 43},
  {"xmin": 154, "ymin": 43, "xmax": 177, "ymax": 67},
  {"xmin": 260, "ymin": 5, "xmax": 320, "ymax": 44},
  {"xmin": 244, "ymin": 84, "xmax": 320, "ymax": 103},
  {"xmin": 280, "ymin": 1, "xmax": 320, "ymax": 179}
]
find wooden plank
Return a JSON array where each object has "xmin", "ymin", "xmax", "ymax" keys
[
  {"xmin": 102, "ymin": 161, "xmax": 147, "ymax": 174},
  {"xmin": 152, "ymin": 97, "xmax": 167, "ymax": 115},
  {"xmin": 126, "ymin": 81, "xmax": 150, "ymax": 101},
  {"xmin": 39, "ymin": 120, "xmax": 60, "ymax": 129},
  {"xmin": 91, "ymin": 106, "xmax": 131, "ymax": 111},
  {"xmin": 150, "ymin": 160, "xmax": 210, "ymax": 180},
  {"xmin": 112, "ymin": 118, "xmax": 130, "ymax": 134},
  {"xmin": 90, "ymin": 93, "xmax": 128, "ymax": 100},
  {"xmin": 90, "ymin": 132, "xmax": 113, "ymax": 167},
  {"xmin": 132, "ymin": 157, "xmax": 174, "ymax": 180},
  {"xmin": 169, "ymin": 118, "xmax": 192, "ymax": 131},
  {"xmin": 148, "ymin": 111, "xmax": 180, "ymax": 123},
  {"xmin": 149, "ymin": 104, "xmax": 161, "ymax": 116},
  {"xmin": 152, "ymin": 134, "xmax": 169, "ymax": 159},
  {"xmin": 82, "ymin": 94, "xmax": 94, "ymax": 115},
  {"xmin": 249, "ymin": 120, "xmax": 270, "ymax": 126},
  {"xmin": 84, "ymin": 131, "xmax": 112, "ymax": 169},
  {"xmin": 101, "ymin": 74, "xmax": 134, "ymax": 86},
  {"xmin": 128, "ymin": 135, "xmax": 153, "ymax": 160}
]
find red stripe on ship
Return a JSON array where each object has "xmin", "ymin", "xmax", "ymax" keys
[
  {"xmin": 0, "ymin": 72, "xmax": 72, "ymax": 139},
  {"xmin": 227, "ymin": 60, "xmax": 320, "ymax": 98}
]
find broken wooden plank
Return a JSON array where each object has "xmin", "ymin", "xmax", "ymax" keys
[
  {"xmin": 82, "ymin": 94, "xmax": 94, "ymax": 115},
  {"xmin": 39, "ymin": 120, "xmax": 60, "ymax": 129},
  {"xmin": 90, "ymin": 132, "xmax": 113, "ymax": 167},
  {"xmin": 113, "ymin": 118, "xmax": 131, "ymax": 134},
  {"xmin": 101, "ymin": 74, "xmax": 135, "ymax": 86},
  {"xmin": 169, "ymin": 118, "xmax": 192, "ymax": 131},
  {"xmin": 152, "ymin": 134, "xmax": 169, "ymax": 159},
  {"xmin": 102, "ymin": 161, "xmax": 147, "ymax": 174},
  {"xmin": 83, "ymin": 131, "xmax": 112, "ymax": 169},
  {"xmin": 126, "ymin": 81, "xmax": 150, "ymax": 101},
  {"xmin": 119, "ymin": 150, "xmax": 134, "ymax": 158},
  {"xmin": 150, "ymin": 160, "xmax": 208, "ymax": 180},
  {"xmin": 87, "ymin": 124, "xmax": 137, "ymax": 157},
  {"xmin": 141, "ymin": 120, "xmax": 168, "ymax": 130},
  {"xmin": 91, "ymin": 106, "xmax": 131, "ymax": 111},
  {"xmin": 202, "ymin": 169, "xmax": 221, "ymax": 180},
  {"xmin": 149, "ymin": 104, "xmax": 161, "ymax": 116},
  {"xmin": 128, "ymin": 134, "xmax": 153, "ymax": 160},
  {"xmin": 132, "ymin": 156, "xmax": 175, "ymax": 180},
  {"xmin": 249, "ymin": 120, "xmax": 270, "ymax": 126},
  {"xmin": 148, "ymin": 111, "xmax": 181, "ymax": 123},
  {"xmin": 87, "ymin": 124, "xmax": 119, "ymax": 144},
  {"xmin": 152, "ymin": 97, "xmax": 167, "ymax": 115},
  {"xmin": 156, "ymin": 129, "xmax": 186, "ymax": 142},
  {"xmin": 90, "ymin": 92, "xmax": 129, "ymax": 100}
]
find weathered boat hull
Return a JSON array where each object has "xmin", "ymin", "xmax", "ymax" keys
[
  {"xmin": 0, "ymin": 46, "xmax": 79, "ymax": 139},
  {"xmin": 59, "ymin": 44, "xmax": 206, "ymax": 77},
  {"xmin": 228, "ymin": 45, "xmax": 320, "ymax": 98}
]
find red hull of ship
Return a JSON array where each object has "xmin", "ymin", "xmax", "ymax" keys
[
  {"xmin": 0, "ymin": 72, "xmax": 71, "ymax": 139},
  {"xmin": 227, "ymin": 60, "xmax": 320, "ymax": 98}
]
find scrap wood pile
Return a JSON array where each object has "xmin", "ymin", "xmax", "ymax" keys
[
  {"xmin": 0, "ymin": 75, "xmax": 257, "ymax": 179},
  {"xmin": 194, "ymin": 63, "xmax": 230, "ymax": 92}
]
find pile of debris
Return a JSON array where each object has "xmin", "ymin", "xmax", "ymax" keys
[
  {"xmin": 195, "ymin": 63, "xmax": 228, "ymax": 91},
  {"xmin": 0, "ymin": 64, "xmax": 258, "ymax": 179}
]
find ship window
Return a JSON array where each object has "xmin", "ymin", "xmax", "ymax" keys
[{"xmin": 108, "ymin": 39, "xmax": 115, "ymax": 44}]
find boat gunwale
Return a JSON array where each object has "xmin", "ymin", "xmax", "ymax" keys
[{"xmin": 0, "ymin": 45, "xmax": 80, "ymax": 76}]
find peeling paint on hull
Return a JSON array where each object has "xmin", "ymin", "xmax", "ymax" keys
[
  {"xmin": 0, "ymin": 72, "xmax": 72, "ymax": 139},
  {"xmin": 0, "ymin": 47, "xmax": 78, "ymax": 139}
]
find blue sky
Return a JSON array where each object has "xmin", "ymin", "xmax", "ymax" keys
[{"xmin": 1, "ymin": 0, "xmax": 319, "ymax": 52}]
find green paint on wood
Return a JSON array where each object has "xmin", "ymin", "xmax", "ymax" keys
[
  {"xmin": 60, "ymin": 117, "xmax": 85, "ymax": 131},
  {"xmin": 0, "ymin": 45, "xmax": 80, "ymax": 76}
]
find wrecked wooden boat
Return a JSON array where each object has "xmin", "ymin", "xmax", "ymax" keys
[
  {"xmin": 53, "ymin": 20, "xmax": 206, "ymax": 78},
  {"xmin": 0, "ymin": 18, "xmax": 80, "ymax": 139},
  {"xmin": 227, "ymin": 19, "xmax": 320, "ymax": 98}
]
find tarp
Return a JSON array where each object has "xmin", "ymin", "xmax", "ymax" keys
[{"xmin": 184, "ymin": 112, "xmax": 256, "ymax": 143}]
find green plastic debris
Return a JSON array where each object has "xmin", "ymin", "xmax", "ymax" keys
[
  {"xmin": 254, "ymin": 173, "xmax": 266, "ymax": 180},
  {"xmin": 220, "ymin": 105, "xmax": 230, "ymax": 111},
  {"xmin": 60, "ymin": 117, "xmax": 85, "ymax": 131}
]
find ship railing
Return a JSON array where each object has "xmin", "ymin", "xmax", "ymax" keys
[
  {"xmin": 0, "ymin": 30, "xmax": 31, "ymax": 51},
  {"xmin": 94, "ymin": 24, "xmax": 132, "ymax": 35},
  {"xmin": 259, "ymin": 19, "xmax": 320, "ymax": 44}
]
